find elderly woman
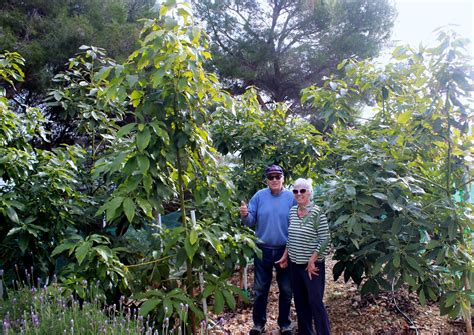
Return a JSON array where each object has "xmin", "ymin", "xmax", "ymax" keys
[{"xmin": 276, "ymin": 178, "xmax": 330, "ymax": 335}]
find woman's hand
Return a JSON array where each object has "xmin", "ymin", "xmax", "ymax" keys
[
  {"xmin": 306, "ymin": 252, "xmax": 319, "ymax": 279},
  {"xmin": 275, "ymin": 248, "xmax": 289, "ymax": 269},
  {"xmin": 275, "ymin": 256, "xmax": 288, "ymax": 268},
  {"xmin": 306, "ymin": 262, "xmax": 319, "ymax": 279}
]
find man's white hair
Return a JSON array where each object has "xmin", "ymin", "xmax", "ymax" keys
[{"xmin": 293, "ymin": 178, "xmax": 313, "ymax": 196}]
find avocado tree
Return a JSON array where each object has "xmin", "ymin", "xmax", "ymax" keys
[
  {"xmin": 0, "ymin": 52, "xmax": 91, "ymax": 280},
  {"xmin": 211, "ymin": 88, "xmax": 328, "ymax": 198},
  {"xmin": 49, "ymin": 0, "xmax": 257, "ymax": 329},
  {"xmin": 303, "ymin": 30, "xmax": 473, "ymax": 331}
]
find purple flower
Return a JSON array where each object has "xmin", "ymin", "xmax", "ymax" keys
[
  {"xmin": 0, "ymin": 269, "xmax": 4, "ymax": 276},
  {"xmin": 3, "ymin": 318, "xmax": 11, "ymax": 330},
  {"xmin": 31, "ymin": 313, "xmax": 40, "ymax": 327}
]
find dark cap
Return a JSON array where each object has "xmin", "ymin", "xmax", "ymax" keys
[{"xmin": 265, "ymin": 164, "xmax": 283, "ymax": 176}]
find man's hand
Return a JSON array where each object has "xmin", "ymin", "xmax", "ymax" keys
[{"xmin": 240, "ymin": 200, "xmax": 248, "ymax": 218}]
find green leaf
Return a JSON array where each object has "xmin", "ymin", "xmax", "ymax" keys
[
  {"xmin": 403, "ymin": 272, "xmax": 417, "ymax": 286},
  {"xmin": 345, "ymin": 185, "xmax": 356, "ymax": 197},
  {"xmin": 333, "ymin": 261, "xmax": 346, "ymax": 281},
  {"xmin": 18, "ymin": 234, "xmax": 29, "ymax": 253},
  {"xmin": 110, "ymin": 152, "xmax": 127, "ymax": 173},
  {"xmin": 130, "ymin": 90, "xmax": 144, "ymax": 107},
  {"xmin": 123, "ymin": 198, "xmax": 136, "ymax": 223},
  {"xmin": 143, "ymin": 174, "xmax": 153, "ymax": 194},
  {"xmin": 444, "ymin": 292, "xmax": 457, "ymax": 307},
  {"xmin": 163, "ymin": 299, "xmax": 173, "ymax": 316},
  {"xmin": 105, "ymin": 196, "xmax": 124, "ymax": 221},
  {"xmin": 117, "ymin": 123, "xmax": 136, "ymax": 137},
  {"xmin": 391, "ymin": 220, "xmax": 401, "ymax": 235},
  {"xmin": 358, "ymin": 213, "xmax": 378, "ymax": 223},
  {"xmin": 405, "ymin": 255, "xmax": 422, "ymax": 272},
  {"xmin": 51, "ymin": 242, "xmax": 76, "ymax": 257},
  {"xmin": 139, "ymin": 299, "xmax": 160, "ymax": 316},
  {"xmin": 202, "ymin": 285, "xmax": 214, "ymax": 298},
  {"xmin": 75, "ymin": 241, "xmax": 92, "ymax": 265},
  {"xmin": 361, "ymin": 278, "xmax": 379, "ymax": 295},
  {"xmin": 202, "ymin": 284, "xmax": 215, "ymax": 298},
  {"xmin": 371, "ymin": 192, "xmax": 387, "ymax": 201},
  {"xmin": 137, "ymin": 128, "xmax": 151, "ymax": 151},
  {"xmin": 136, "ymin": 197, "xmax": 153, "ymax": 218},
  {"xmin": 213, "ymin": 291, "xmax": 225, "ymax": 314},
  {"xmin": 222, "ymin": 289, "xmax": 236, "ymax": 310},
  {"xmin": 333, "ymin": 214, "xmax": 350, "ymax": 226},
  {"xmin": 184, "ymin": 237, "xmax": 196, "ymax": 261},
  {"xmin": 418, "ymin": 289, "xmax": 426, "ymax": 306},
  {"xmin": 126, "ymin": 74, "xmax": 139, "ymax": 86},
  {"xmin": 94, "ymin": 66, "xmax": 112, "ymax": 81},
  {"xmin": 7, "ymin": 227, "xmax": 21, "ymax": 236},
  {"xmin": 95, "ymin": 246, "xmax": 112, "ymax": 262},
  {"xmin": 6, "ymin": 207, "xmax": 20, "ymax": 224},
  {"xmin": 396, "ymin": 111, "xmax": 413, "ymax": 125},
  {"xmin": 393, "ymin": 253, "xmax": 400, "ymax": 268},
  {"xmin": 137, "ymin": 155, "xmax": 150, "ymax": 174},
  {"xmin": 122, "ymin": 175, "xmax": 142, "ymax": 193},
  {"xmin": 189, "ymin": 230, "xmax": 198, "ymax": 245}
]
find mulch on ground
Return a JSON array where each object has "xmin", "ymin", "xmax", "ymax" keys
[{"xmin": 210, "ymin": 256, "xmax": 467, "ymax": 335}]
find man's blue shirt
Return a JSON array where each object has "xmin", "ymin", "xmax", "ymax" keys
[{"xmin": 242, "ymin": 188, "xmax": 296, "ymax": 247}]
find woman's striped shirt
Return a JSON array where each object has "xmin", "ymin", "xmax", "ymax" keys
[{"xmin": 287, "ymin": 204, "xmax": 330, "ymax": 264}]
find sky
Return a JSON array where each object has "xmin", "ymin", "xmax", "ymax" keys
[{"xmin": 390, "ymin": 0, "xmax": 473, "ymax": 56}]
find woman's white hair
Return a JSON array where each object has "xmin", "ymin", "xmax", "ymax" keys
[{"xmin": 293, "ymin": 178, "xmax": 313, "ymax": 196}]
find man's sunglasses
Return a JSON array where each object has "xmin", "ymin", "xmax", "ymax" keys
[
  {"xmin": 267, "ymin": 175, "xmax": 282, "ymax": 181},
  {"xmin": 292, "ymin": 189, "xmax": 307, "ymax": 194}
]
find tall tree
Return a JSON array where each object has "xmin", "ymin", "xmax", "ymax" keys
[
  {"xmin": 192, "ymin": 0, "xmax": 396, "ymax": 113},
  {"xmin": 0, "ymin": 0, "xmax": 156, "ymax": 104}
]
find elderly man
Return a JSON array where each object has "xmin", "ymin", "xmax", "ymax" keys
[{"xmin": 240, "ymin": 165, "xmax": 296, "ymax": 335}]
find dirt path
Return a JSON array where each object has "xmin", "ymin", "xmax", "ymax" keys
[{"xmin": 212, "ymin": 257, "xmax": 467, "ymax": 334}]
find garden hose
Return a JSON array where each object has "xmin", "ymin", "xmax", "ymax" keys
[{"xmin": 391, "ymin": 278, "xmax": 420, "ymax": 335}]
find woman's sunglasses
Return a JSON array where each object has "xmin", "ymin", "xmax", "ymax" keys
[
  {"xmin": 292, "ymin": 189, "xmax": 307, "ymax": 194},
  {"xmin": 267, "ymin": 175, "xmax": 282, "ymax": 181}
]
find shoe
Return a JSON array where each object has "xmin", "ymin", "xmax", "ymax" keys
[
  {"xmin": 280, "ymin": 326, "xmax": 292, "ymax": 335},
  {"xmin": 249, "ymin": 325, "xmax": 265, "ymax": 335}
]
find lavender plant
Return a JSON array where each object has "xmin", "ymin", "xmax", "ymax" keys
[{"xmin": 0, "ymin": 273, "xmax": 158, "ymax": 335}]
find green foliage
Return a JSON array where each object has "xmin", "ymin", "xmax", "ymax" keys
[
  {"xmin": 0, "ymin": 280, "xmax": 158, "ymax": 334},
  {"xmin": 311, "ymin": 30, "xmax": 473, "ymax": 320},
  {"xmin": 51, "ymin": 232, "xmax": 129, "ymax": 299},
  {"xmin": 0, "ymin": 53, "xmax": 88, "ymax": 279},
  {"xmin": 47, "ymin": 1, "xmax": 258, "ymax": 329},
  {"xmin": 211, "ymin": 89, "xmax": 328, "ymax": 196}
]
